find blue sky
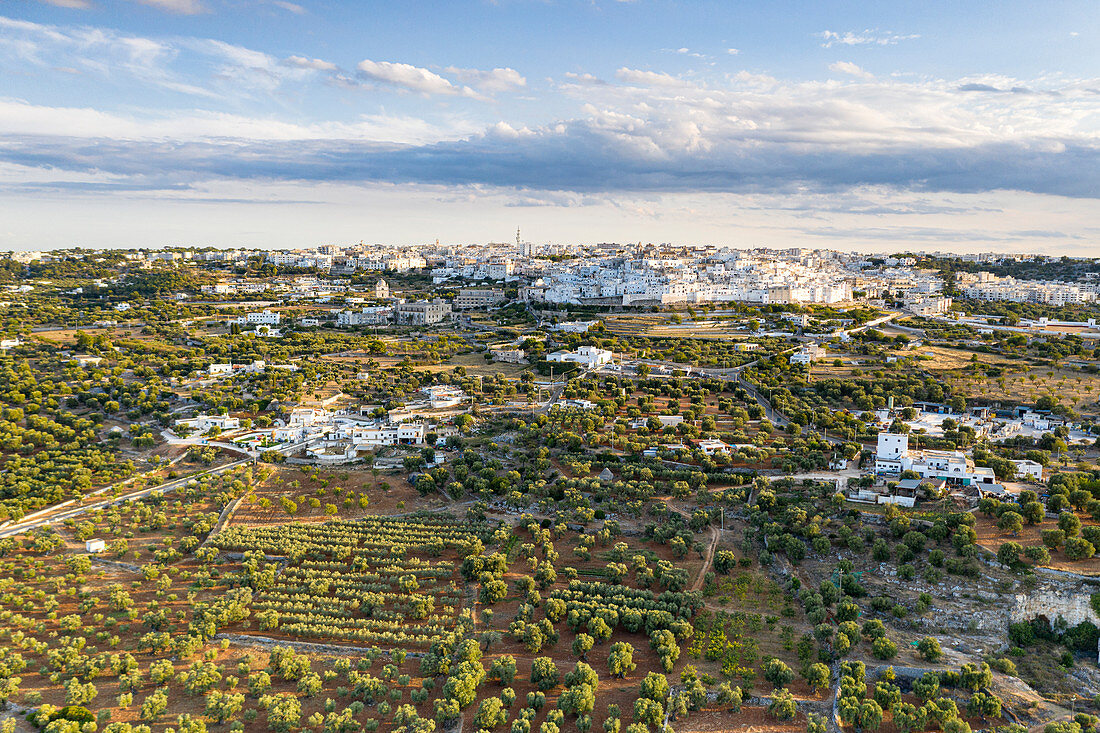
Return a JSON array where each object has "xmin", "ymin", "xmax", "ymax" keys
[{"xmin": 0, "ymin": 0, "xmax": 1097, "ymax": 252}]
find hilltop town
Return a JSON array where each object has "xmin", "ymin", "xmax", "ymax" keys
[{"xmin": 0, "ymin": 244, "xmax": 1097, "ymax": 733}]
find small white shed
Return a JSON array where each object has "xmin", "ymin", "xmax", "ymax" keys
[{"xmin": 85, "ymin": 538, "xmax": 105, "ymax": 553}]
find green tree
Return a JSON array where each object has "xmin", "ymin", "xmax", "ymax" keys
[
  {"xmin": 913, "ymin": 673, "xmax": 940, "ymax": 702},
  {"xmin": 892, "ymin": 703, "xmax": 927, "ymax": 733},
  {"xmin": 871, "ymin": 637, "xmax": 898, "ymax": 660},
  {"xmin": 572, "ymin": 634, "xmax": 595, "ymax": 661},
  {"xmin": 489, "ymin": 656, "xmax": 517, "ymax": 686},
  {"xmin": 474, "ymin": 697, "xmax": 507, "ymax": 730},
  {"xmin": 997, "ymin": 542, "xmax": 1022, "ymax": 567},
  {"xmin": 1059, "ymin": 512, "xmax": 1082, "ymax": 537},
  {"xmin": 531, "ymin": 657, "xmax": 560, "ymax": 691},
  {"xmin": 857, "ymin": 700, "xmax": 885, "ymax": 732},
  {"xmin": 917, "ymin": 637, "xmax": 943, "ymax": 662},
  {"xmin": 768, "ymin": 689, "xmax": 798, "ymax": 721},
  {"xmin": 803, "ymin": 663, "xmax": 830, "ymax": 692},
  {"xmin": 763, "ymin": 658, "xmax": 795, "ymax": 688},
  {"xmin": 141, "ymin": 687, "xmax": 169, "ymax": 721},
  {"xmin": 998, "ymin": 512, "xmax": 1024, "ymax": 535},
  {"xmin": 607, "ymin": 642, "xmax": 636, "ymax": 679},
  {"xmin": 205, "ymin": 690, "xmax": 245, "ymax": 723},
  {"xmin": 260, "ymin": 693, "xmax": 302, "ymax": 732},
  {"xmin": 967, "ymin": 692, "xmax": 1001, "ymax": 721}
]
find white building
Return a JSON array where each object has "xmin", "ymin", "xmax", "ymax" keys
[
  {"xmin": 421, "ymin": 385, "xmax": 467, "ymax": 409},
  {"xmin": 962, "ymin": 275, "xmax": 1097, "ymax": 306},
  {"xmin": 905, "ymin": 296, "xmax": 953, "ymax": 315},
  {"xmin": 175, "ymin": 414, "xmax": 240, "ymax": 431},
  {"xmin": 337, "ymin": 307, "xmax": 391, "ymax": 326},
  {"xmin": 874, "ymin": 432, "xmax": 995, "ymax": 486},
  {"xmin": 696, "ymin": 439, "xmax": 730, "ymax": 455},
  {"xmin": 235, "ymin": 310, "xmax": 281, "ymax": 326},
  {"xmin": 202, "ymin": 283, "xmax": 235, "ymax": 295},
  {"xmin": 395, "ymin": 299, "xmax": 451, "ymax": 326},
  {"xmin": 790, "ymin": 344, "xmax": 827, "ymax": 365},
  {"xmin": 490, "ymin": 348, "xmax": 526, "ymax": 363},
  {"xmin": 321, "ymin": 419, "xmax": 427, "ymax": 449},
  {"xmin": 1010, "ymin": 459, "xmax": 1044, "ymax": 481},
  {"xmin": 550, "ymin": 321, "xmax": 599, "ymax": 333},
  {"xmin": 546, "ymin": 345, "xmax": 613, "ymax": 369},
  {"xmin": 289, "ymin": 408, "xmax": 330, "ymax": 426}
]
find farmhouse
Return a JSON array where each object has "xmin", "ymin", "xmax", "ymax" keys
[
  {"xmin": 546, "ymin": 345, "xmax": 614, "ymax": 369},
  {"xmin": 174, "ymin": 414, "xmax": 240, "ymax": 432},
  {"xmin": 874, "ymin": 432, "xmax": 996, "ymax": 486}
]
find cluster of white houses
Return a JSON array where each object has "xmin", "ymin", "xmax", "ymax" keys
[
  {"xmin": 958, "ymin": 272, "xmax": 1098, "ymax": 305},
  {"xmin": 874, "ymin": 432, "xmax": 1043, "ymax": 485},
  {"xmin": 207, "ymin": 360, "xmax": 299, "ymax": 378},
  {"xmin": 175, "ymin": 391, "xmax": 463, "ymax": 463}
]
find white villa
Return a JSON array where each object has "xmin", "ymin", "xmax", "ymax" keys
[
  {"xmin": 790, "ymin": 344, "xmax": 827, "ymax": 365},
  {"xmin": 175, "ymin": 414, "xmax": 240, "ymax": 432},
  {"xmin": 874, "ymin": 433, "xmax": 996, "ymax": 486},
  {"xmin": 546, "ymin": 345, "xmax": 613, "ymax": 369}
]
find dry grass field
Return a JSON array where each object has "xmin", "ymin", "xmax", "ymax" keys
[
  {"xmin": 974, "ymin": 510, "xmax": 1100, "ymax": 575},
  {"xmin": 809, "ymin": 344, "xmax": 1100, "ymax": 415},
  {"xmin": 230, "ymin": 465, "xmax": 452, "ymax": 527}
]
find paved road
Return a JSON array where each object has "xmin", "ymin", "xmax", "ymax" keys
[
  {"xmin": 0, "ymin": 439, "xmax": 307, "ymax": 540},
  {"xmin": 0, "ymin": 458, "xmax": 253, "ymax": 539},
  {"xmin": 845, "ymin": 311, "xmax": 899, "ymax": 335}
]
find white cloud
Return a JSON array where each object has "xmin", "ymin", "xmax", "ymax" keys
[
  {"xmin": 562, "ymin": 72, "xmax": 606, "ymax": 86},
  {"xmin": 0, "ymin": 98, "xmax": 477, "ymax": 145},
  {"xmin": 192, "ymin": 39, "xmax": 310, "ymax": 93},
  {"xmin": 443, "ymin": 66, "xmax": 526, "ymax": 93},
  {"xmin": 35, "ymin": 0, "xmax": 93, "ymax": 8},
  {"xmin": 0, "ymin": 17, "xmax": 221, "ymax": 97},
  {"xmin": 661, "ymin": 47, "xmax": 708, "ymax": 59},
  {"xmin": 819, "ymin": 29, "xmax": 920, "ymax": 48},
  {"xmin": 357, "ymin": 58, "xmax": 473, "ymax": 96},
  {"xmin": 284, "ymin": 55, "xmax": 337, "ymax": 72},
  {"xmin": 2, "ymin": 16, "xmax": 1099, "ymax": 215},
  {"xmin": 829, "ymin": 61, "xmax": 873, "ymax": 79},
  {"xmin": 270, "ymin": 0, "xmax": 306, "ymax": 13},
  {"xmin": 131, "ymin": 0, "xmax": 207, "ymax": 14},
  {"xmin": 615, "ymin": 67, "xmax": 689, "ymax": 88},
  {"xmin": 551, "ymin": 67, "xmax": 1100, "ymax": 175}
]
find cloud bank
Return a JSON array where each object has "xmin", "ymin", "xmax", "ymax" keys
[
  {"xmin": 1, "ymin": 16, "xmax": 1098, "ymax": 206},
  {"xmin": 6, "ymin": 62, "xmax": 1097, "ymax": 200}
]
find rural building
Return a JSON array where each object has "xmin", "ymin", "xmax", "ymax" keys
[
  {"xmin": 546, "ymin": 345, "xmax": 613, "ymax": 369},
  {"xmin": 395, "ymin": 299, "xmax": 452, "ymax": 326},
  {"xmin": 455, "ymin": 289, "xmax": 505, "ymax": 309},
  {"xmin": 1010, "ymin": 459, "xmax": 1044, "ymax": 481}
]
